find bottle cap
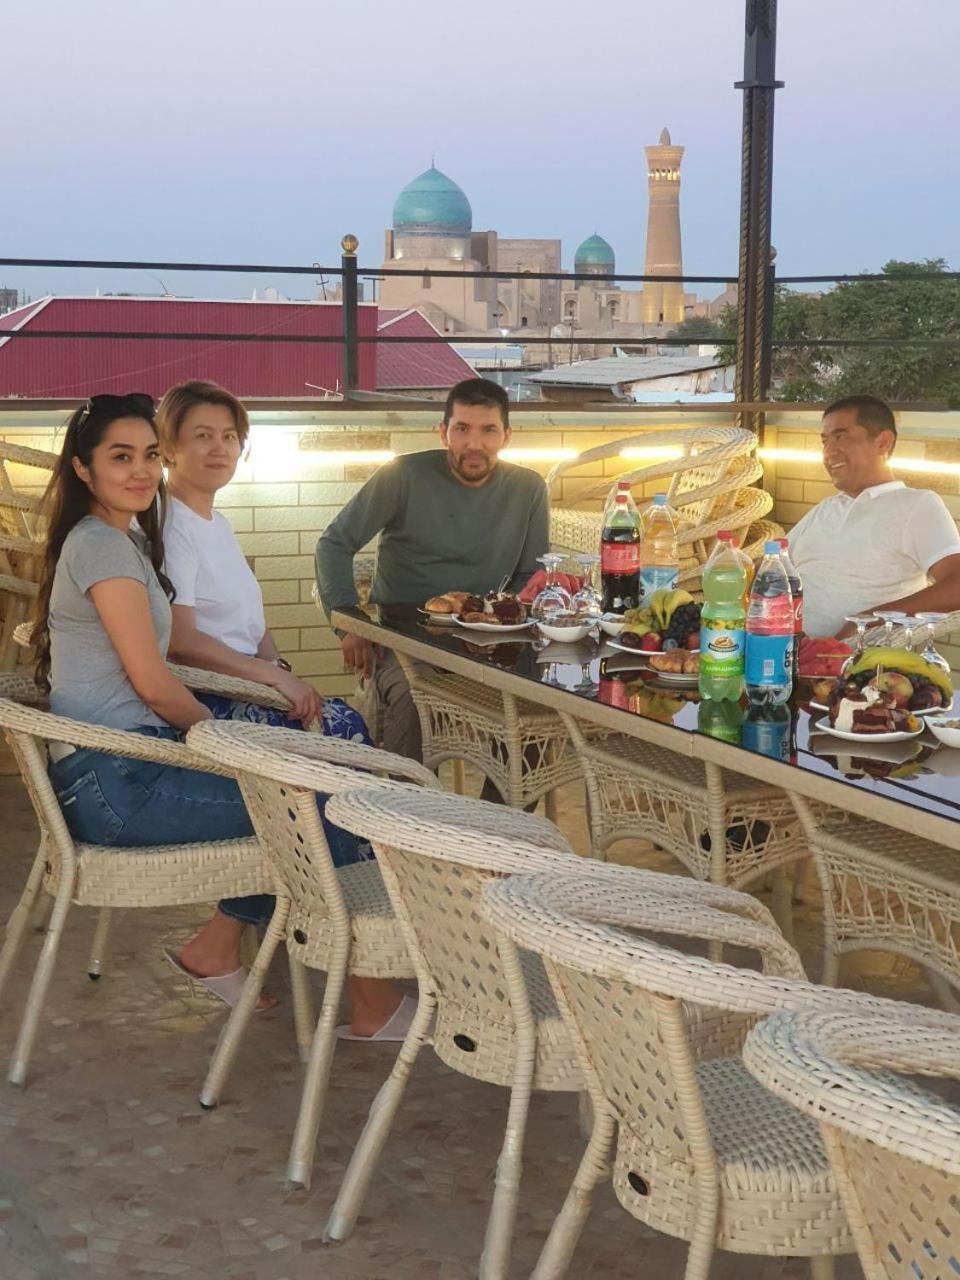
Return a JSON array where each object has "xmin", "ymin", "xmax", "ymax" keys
[
  {"xmin": 778, "ymin": 537, "xmax": 789, "ymax": 549},
  {"xmin": 617, "ymin": 480, "xmax": 631, "ymax": 489},
  {"xmin": 653, "ymin": 494, "xmax": 668, "ymax": 505},
  {"xmin": 764, "ymin": 540, "xmax": 781, "ymax": 555},
  {"xmin": 717, "ymin": 530, "xmax": 732, "ymax": 541}
]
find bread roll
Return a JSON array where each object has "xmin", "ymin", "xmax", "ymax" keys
[{"xmin": 424, "ymin": 594, "xmax": 459, "ymax": 614}]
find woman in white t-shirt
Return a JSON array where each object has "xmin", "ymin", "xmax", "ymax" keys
[{"xmin": 158, "ymin": 381, "xmax": 412, "ymax": 1041}]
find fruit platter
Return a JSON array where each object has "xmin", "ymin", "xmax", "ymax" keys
[
  {"xmin": 608, "ymin": 589, "xmax": 702, "ymax": 654},
  {"xmin": 811, "ymin": 647, "xmax": 953, "ymax": 718}
]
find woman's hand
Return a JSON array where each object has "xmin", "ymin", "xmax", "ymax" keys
[{"xmin": 272, "ymin": 668, "xmax": 325, "ymax": 727}]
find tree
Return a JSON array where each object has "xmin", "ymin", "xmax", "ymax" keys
[
  {"xmin": 715, "ymin": 260, "xmax": 960, "ymax": 405},
  {"xmin": 665, "ymin": 315, "xmax": 725, "ymax": 342}
]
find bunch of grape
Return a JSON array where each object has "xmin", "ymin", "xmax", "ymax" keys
[{"xmin": 664, "ymin": 601, "xmax": 702, "ymax": 646}]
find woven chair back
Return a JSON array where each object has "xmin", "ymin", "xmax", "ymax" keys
[
  {"xmin": 744, "ymin": 1009, "xmax": 960, "ymax": 1280},
  {"xmin": 325, "ymin": 786, "xmax": 578, "ymax": 1081},
  {"xmin": 186, "ymin": 719, "xmax": 440, "ymax": 924}
]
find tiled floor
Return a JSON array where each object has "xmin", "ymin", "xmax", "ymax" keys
[{"xmin": 1, "ymin": 756, "xmax": 933, "ymax": 1279}]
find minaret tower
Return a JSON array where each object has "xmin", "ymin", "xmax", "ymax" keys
[{"xmin": 640, "ymin": 127, "xmax": 685, "ymax": 325}]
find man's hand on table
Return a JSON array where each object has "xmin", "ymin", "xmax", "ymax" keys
[
  {"xmin": 518, "ymin": 569, "xmax": 583, "ymax": 604},
  {"xmin": 341, "ymin": 633, "xmax": 375, "ymax": 680}
]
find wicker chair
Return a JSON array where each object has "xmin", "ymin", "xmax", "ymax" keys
[
  {"xmin": 560, "ymin": 711, "xmax": 804, "ymax": 937},
  {"xmin": 394, "ymin": 651, "xmax": 586, "ymax": 817},
  {"xmin": 2, "ymin": 633, "xmax": 304, "ymax": 986},
  {"xmin": 320, "ymin": 785, "xmax": 581, "ymax": 1280},
  {"xmin": 792, "ymin": 795, "xmax": 960, "ymax": 1007},
  {"xmin": 0, "ymin": 696, "xmax": 277, "ymax": 1088},
  {"xmin": 0, "ymin": 440, "xmax": 55, "ymax": 672},
  {"xmin": 183, "ymin": 720, "xmax": 440, "ymax": 1189},
  {"xmin": 744, "ymin": 1007, "xmax": 960, "ymax": 1280},
  {"xmin": 547, "ymin": 426, "xmax": 780, "ymax": 593},
  {"xmin": 482, "ymin": 862, "xmax": 952, "ymax": 1280}
]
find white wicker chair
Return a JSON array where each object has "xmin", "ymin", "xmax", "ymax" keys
[
  {"xmin": 482, "ymin": 862, "xmax": 954, "ymax": 1280},
  {"xmin": 744, "ymin": 1008, "xmax": 960, "ymax": 1280},
  {"xmin": 546, "ymin": 426, "xmax": 780, "ymax": 593},
  {"xmin": 395, "ymin": 652, "xmax": 585, "ymax": 817},
  {"xmin": 0, "ymin": 696, "xmax": 275, "ymax": 1088},
  {"xmin": 2, "ymin": 636, "xmax": 304, "ymax": 986},
  {"xmin": 791, "ymin": 795, "xmax": 960, "ymax": 1008},
  {"xmin": 320, "ymin": 785, "xmax": 581, "ymax": 1280},
  {"xmin": 0, "ymin": 440, "xmax": 55, "ymax": 672},
  {"xmin": 184, "ymin": 719, "xmax": 440, "ymax": 1189},
  {"xmin": 561, "ymin": 711, "xmax": 806, "ymax": 937}
]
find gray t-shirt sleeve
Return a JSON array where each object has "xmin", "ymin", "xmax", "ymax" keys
[
  {"xmin": 315, "ymin": 462, "xmax": 404, "ymax": 617},
  {"xmin": 66, "ymin": 519, "xmax": 151, "ymax": 596}
]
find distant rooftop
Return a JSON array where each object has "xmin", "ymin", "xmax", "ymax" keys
[{"xmin": 529, "ymin": 353, "xmax": 728, "ymax": 389}]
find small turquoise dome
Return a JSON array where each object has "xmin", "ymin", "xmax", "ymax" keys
[
  {"xmin": 574, "ymin": 233, "xmax": 615, "ymax": 268},
  {"xmin": 393, "ymin": 165, "xmax": 472, "ymax": 235}
]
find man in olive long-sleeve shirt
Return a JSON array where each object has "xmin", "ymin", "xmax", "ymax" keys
[{"xmin": 315, "ymin": 378, "xmax": 550, "ymax": 760}]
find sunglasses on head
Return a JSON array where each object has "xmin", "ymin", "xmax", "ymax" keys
[{"xmin": 76, "ymin": 392, "xmax": 155, "ymax": 432}]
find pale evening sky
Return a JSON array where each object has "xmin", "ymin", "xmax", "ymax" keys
[{"xmin": 5, "ymin": 0, "xmax": 959, "ymax": 303}]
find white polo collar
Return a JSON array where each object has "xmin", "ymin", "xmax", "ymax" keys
[{"xmin": 836, "ymin": 479, "xmax": 905, "ymax": 504}]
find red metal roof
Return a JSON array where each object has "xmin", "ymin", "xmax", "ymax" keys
[
  {"xmin": 376, "ymin": 308, "xmax": 476, "ymax": 389},
  {"xmin": 0, "ymin": 296, "xmax": 378, "ymax": 398},
  {"xmin": 0, "ymin": 297, "xmax": 475, "ymax": 399}
]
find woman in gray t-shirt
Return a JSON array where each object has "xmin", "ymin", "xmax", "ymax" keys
[{"xmin": 32, "ymin": 394, "xmax": 279, "ymax": 1009}]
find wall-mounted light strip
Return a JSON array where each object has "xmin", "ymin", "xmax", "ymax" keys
[
  {"xmin": 501, "ymin": 447, "xmax": 578, "ymax": 461},
  {"xmin": 619, "ymin": 446, "xmax": 686, "ymax": 460},
  {"xmin": 758, "ymin": 446, "xmax": 960, "ymax": 477}
]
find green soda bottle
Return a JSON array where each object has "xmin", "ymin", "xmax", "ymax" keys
[
  {"xmin": 698, "ymin": 697, "xmax": 745, "ymax": 744},
  {"xmin": 699, "ymin": 532, "xmax": 747, "ymax": 700}
]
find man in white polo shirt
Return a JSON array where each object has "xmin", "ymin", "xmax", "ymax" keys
[{"xmin": 788, "ymin": 394, "xmax": 960, "ymax": 638}]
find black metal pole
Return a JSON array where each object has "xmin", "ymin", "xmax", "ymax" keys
[
  {"xmin": 341, "ymin": 234, "xmax": 359, "ymax": 393},
  {"xmin": 734, "ymin": 0, "xmax": 783, "ymax": 439},
  {"xmin": 760, "ymin": 246, "xmax": 777, "ymax": 397}
]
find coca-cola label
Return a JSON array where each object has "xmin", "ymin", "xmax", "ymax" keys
[
  {"xmin": 599, "ymin": 677, "xmax": 628, "ymax": 709},
  {"xmin": 601, "ymin": 543, "xmax": 640, "ymax": 574},
  {"xmin": 792, "ymin": 594, "xmax": 804, "ymax": 634}
]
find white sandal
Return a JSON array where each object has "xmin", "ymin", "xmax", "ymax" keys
[
  {"xmin": 162, "ymin": 948, "xmax": 275, "ymax": 1011},
  {"xmin": 336, "ymin": 993, "xmax": 419, "ymax": 1042}
]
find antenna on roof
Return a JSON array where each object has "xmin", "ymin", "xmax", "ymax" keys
[{"xmin": 431, "ymin": 150, "xmax": 436, "ymax": 168}]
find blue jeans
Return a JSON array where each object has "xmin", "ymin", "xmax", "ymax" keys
[{"xmin": 49, "ymin": 718, "xmax": 373, "ymax": 928}]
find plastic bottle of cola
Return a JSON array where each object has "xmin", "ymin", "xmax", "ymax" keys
[
  {"xmin": 601, "ymin": 492, "xmax": 641, "ymax": 615},
  {"xmin": 777, "ymin": 537, "xmax": 804, "ymax": 637}
]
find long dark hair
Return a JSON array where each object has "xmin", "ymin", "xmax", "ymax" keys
[{"xmin": 33, "ymin": 395, "xmax": 174, "ymax": 690}]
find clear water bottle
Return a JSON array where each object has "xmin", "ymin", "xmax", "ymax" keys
[
  {"xmin": 777, "ymin": 537, "xmax": 804, "ymax": 638},
  {"xmin": 745, "ymin": 540, "xmax": 795, "ymax": 705},
  {"xmin": 699, "ymin": 536, "xmax": 747, "ymax": 701},
  {"xmin": 638, "ymin": 493, "xmax": 679, "ymax": 600}
]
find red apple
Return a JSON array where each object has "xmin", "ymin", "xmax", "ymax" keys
[{"xmin": 639, "ymin": 632, "xmax": 663, "ymax": 652}]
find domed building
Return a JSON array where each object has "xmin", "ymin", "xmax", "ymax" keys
[
  {"xmin": 391, "ymin": 165, "xmax": 473, "ymax": 263},
  {"xmin": 574, "ymin": 234, "xmax": 615, "ymax": 276}
]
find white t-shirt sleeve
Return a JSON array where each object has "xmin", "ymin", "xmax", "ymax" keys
[
  {"xmin": 162, "ymin": 518, "xmax": 201, "ymax": 609},
  {"xmin": 904, "ymin": 491, "xmax": 960, "ymax": 573}
]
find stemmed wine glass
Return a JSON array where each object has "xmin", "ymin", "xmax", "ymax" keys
[
  {"xmin": 872, "ymin": 610, "xmax": 906, "ymax": 646},
  {"xmin": 570, "ymin": 553, "xmax": 602, "ymax": 621},
  {"xmin": 531, "ymin": 553, "xmax": 573, "ymax": 623},
  {"xmin": 914, "ymin": 612, "xmax": 951, "ymax": 673},
  {"xmin": 839, "ymin": 614, "xmax": 880, "ymax": 675}
]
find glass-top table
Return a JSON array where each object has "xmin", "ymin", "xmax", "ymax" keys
[{"xmin": 331, "ymin": 606, "xmax": 960, "ymax": 849}]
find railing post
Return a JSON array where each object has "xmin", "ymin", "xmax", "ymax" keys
[
  {"xmin": 734, "ymin": 0, "xmax": 783, "ymax": 444},
  {"xmin": 341, "ymin": 233, "xmax": 359, "ymax": 393}
]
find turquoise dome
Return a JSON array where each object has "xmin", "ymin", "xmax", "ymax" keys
[
  {"xmin": 574, "ymin": 233, "xmax": 615, "ymax": 268},
  {"xmin": 393, "ymin": 165, "xmax": 472, "ymax": 235}
]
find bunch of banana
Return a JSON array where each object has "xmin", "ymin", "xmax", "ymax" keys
[
  {"xmin": 623, "ymin": 588, "xmax": 695, "ymax": 636},
  {"xmin": 625, "ymin": 684, "xmax": 686, "ymax": 722},
  {"xmin": 844, "ymin": 647, "xmax": 954, "ymax": 701}
]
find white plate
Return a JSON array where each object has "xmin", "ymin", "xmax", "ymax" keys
[
  {"xmin": 813, "ymin": 715, "xmax": 923, "ymax": 744},
  {"xmin": 649, "ymin": 670, "xmax": 699, "ymax": 686},
  {"xmin": 417, "ymin": 608, "xmax": 457, "ymax": 625},
  {"xmin": 809, "ymin": 698, "xmax": 952, "ymax": 718},
  {"xmin": 454, "ymin": 618, "xmax": 532, "ymax": 633},
  {"xmin": 605, "ymin": 639, "xmax": 700, "ymax": 659}
]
